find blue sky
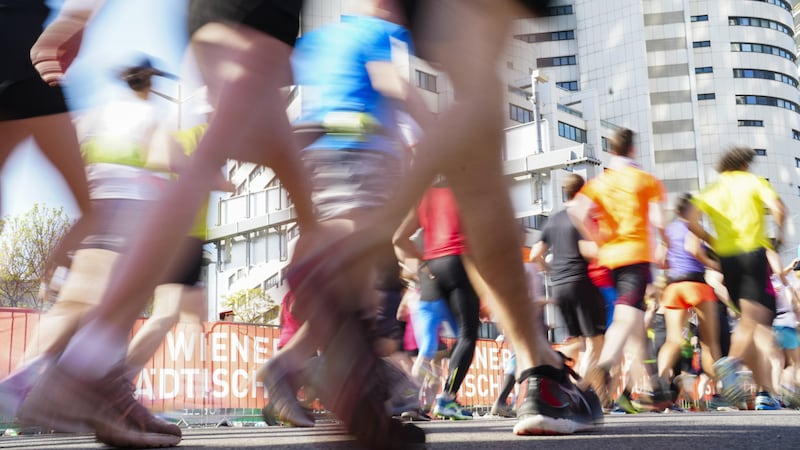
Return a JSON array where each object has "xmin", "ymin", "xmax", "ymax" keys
[{"xmin": 1, "ymin": 0, "xmax": 189, "ymax": 220}]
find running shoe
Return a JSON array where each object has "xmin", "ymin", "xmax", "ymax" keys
[
  {"xmin": 260, "ymin": 359, "xmax": 315, "ymax": 427},
  {"xmin": 18, "ymin": 365, "xmax": 181, "ymax": 448},
  {"xmin": 433, "ymin": 395, "xmax": 473, "ymax": 420},
  {"xmin": 614, "ymin": 390, "xmax": 639, "ymax": 414},
  {"xmin": 490, "ymin": 402, "xmax": 517, "ymax": 418},
  {"xmin": 712, "ymin": 357, "xmax": 748, "ymax": 405},
  {"xmin": 780, "ymin": 384, "xmax": 800, "ymax": 409},
  {"xmin": 513, "ymin": 365, "xmax": 602, "ymax": 435},
  {"xmin": 400, "ymin": 409, "xmax": 432, "ymax": 422},
  {"xmin": 754, "ymin": 391, "xmax": 782, "ymax": 411},
  {"xmin": 707, "ymin": 394, "xmax": 738, "ymax": 411}
]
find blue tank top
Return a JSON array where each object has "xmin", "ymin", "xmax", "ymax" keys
[{"xmin": 666, "ymin": 219, "xmax": 705, "ymax": 278}]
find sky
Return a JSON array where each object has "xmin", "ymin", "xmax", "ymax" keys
[{"xmin": 1, "ymin": 0, "xmax": 191, "ymax": 220}]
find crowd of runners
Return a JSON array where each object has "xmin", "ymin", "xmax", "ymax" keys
[{"xmin": 1, "ymin": 0, "xmax": 799, "ymax": 448}]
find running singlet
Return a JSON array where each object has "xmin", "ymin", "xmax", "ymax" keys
[
  {"xmin": 292, "ymin": 14, "xmax": 413, "ymax": 156},
  {"xmin": 691, "ymin": 171, "xmax": 778, "ymax": 257},
  {"xmin": 579, "ymin": 164, "xmax": 665, "ymax": 270},
  {"xmin": 417, "ymin": 186, "xmax": 467, "ymax": 260}
]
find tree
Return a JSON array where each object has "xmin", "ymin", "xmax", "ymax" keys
[
  {"xmin": 0, "ymin": 204, "xmax": 72, "ymax": 309},
  {"xmin": 222, "ymin": 286, "xmax": 280, "ymax": 324}
]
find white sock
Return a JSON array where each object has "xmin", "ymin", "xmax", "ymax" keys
[{"xmin": 59, "ymin": 319, "xmax": 128, "ymax": 380}]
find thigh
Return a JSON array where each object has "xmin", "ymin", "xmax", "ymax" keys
[{"xmin": 613, "ymin": 263, "xmax": 651, "ymax": 310}]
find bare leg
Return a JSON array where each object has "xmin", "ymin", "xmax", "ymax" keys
[
  {"xmin": 730, "ymin": 299, "xmax": 776, "ymax": 392},
  {"xmin": 657, "ymin": 308, "xmax": 688, "ymax": 379},
  {"xmin": 694, "ymin": 300, "xmax": 722, "ymax": 377}
]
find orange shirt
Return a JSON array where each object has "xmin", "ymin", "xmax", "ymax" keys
[{"xmin": 579, "ymin": 165, "xmax": 665, "ymax": 269}]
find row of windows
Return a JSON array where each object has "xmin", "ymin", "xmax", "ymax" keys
[
  {"xmin": 693, "ymin": 40, "xmax": 711, "ymax": 48},
  {"xmin": 738, "ymin": 119, "xmax": 763, "ymax": 127},
  {"xmin": 735, "ymin": 94, "xmax": 799, "ymax": 113},
  {"xmin": 754, "ymin": 0, "xmax": 792, "ymax": 12},
  {"xmin": 733, "ymin": 68, "xmax": 798, "ymax": 87},
  {"xmin": 538, "ymin": 55, "xmax": 577, "ymax": 67},
  {"xmin": 729, "ymin": 16, "xmax": 792, "ymax": 36},
  {"xmin": 695, "ymin": 66, "xmax": 713, "ymax": 74},
  {"xmin": 697, "ymin": 93, "xmax": 716, "ymax": 100},
  {"xmin": 510, "ymin": 104, "xmax": 533, "ymax": 123},
  {"xmin": 793, "ymin": 129, "xmax": 800, "ymax": 141},
  {"xmin": 691, "ymin": 15, "xmax": 708, "ymax": 22},
  {"xmin": 556, "ymin": 80, "xmax": 579, "ymax": 91},
  {"xmin": 545, "ymin": 5, "xmax": 573, "ymax": 16},
  {"xmin": 558, "ymin": 121, "xmax": 587, "ymax": 143},
  {"xmin": 514, "ymin": 30, "xmax": 575, "ymax": 44},
  {"xmin": 731, "ymin": 42, "xmax": 795, "ymax": 62}
]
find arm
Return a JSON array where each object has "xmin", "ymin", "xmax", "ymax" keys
[
  {"xmin": 366, "ymin": 61, "xmax": 434, "ymax": 131},
  {"xmin": 528, "ymin": 240, "xmax": 549, "ymax": 273},
  {"xmin": 685, "ymin": 227, "xmax": 720, "ymax": 272},
  {"xmin": 30, "ymin": 0, "xmax": 106, "ymax": 86},
  {"xmin": 567, "ymin": 193, "xmax": 600, "ymax": 242},
  {"xmin": 649, "ymin": 200, "xmax": 669, "ymax": 268},
  {"xmin": 686, "ymin": 203, "xmax": 714, "ymax": 246},
  {"xmin": 393, "ymin": 208, "xmax": 424, "ymax": 263}
]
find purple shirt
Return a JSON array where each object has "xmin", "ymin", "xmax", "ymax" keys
[{"xmin": 666, "ymin": 220, "xmax": 705, "ymax": 278}]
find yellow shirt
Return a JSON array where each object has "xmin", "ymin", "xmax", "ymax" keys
[
  {"xmin": 691, "ymin": 171, "xmax": 777, "ymax": 257},
  {"xmin": 173, "ymin": 125, "xmax": 210, "ymax": 240},
  {"xmin": 579, "ymin": 165, "xmax": 665, "ymax": 269}
]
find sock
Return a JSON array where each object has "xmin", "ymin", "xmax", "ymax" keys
[
  {"xmin": 58, "ymin": 319, "xmax": 128, "ymax": 380},
  {"xmin": 496, "ymin": 374, "xmax": 515, "ymax": 405}
]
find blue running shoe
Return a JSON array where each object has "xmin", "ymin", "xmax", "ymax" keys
[
  {"xmin": 433, "ymin": 395, "xmax": 473, "ymax": 420},
  {"xmin": 713, "ymin": 357, "xmax": 747, "ymax": 404},
  {"xmin": 754, "ymin": 391, "xmax": 781, "ymax": 411}
]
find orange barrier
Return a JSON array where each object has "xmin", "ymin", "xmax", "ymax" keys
[{"xmin": 0, "ymin": 309, "xmax": 513, "ymax": 411}]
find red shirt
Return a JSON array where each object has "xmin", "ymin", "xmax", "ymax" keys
[{"xmin": 417, "ymin": 186, "xmax": 467, "ymax": 260}]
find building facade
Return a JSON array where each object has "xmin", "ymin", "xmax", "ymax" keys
[{"xmin": 205, "ymin": 0, "xmax": 800, "ymax": 320}]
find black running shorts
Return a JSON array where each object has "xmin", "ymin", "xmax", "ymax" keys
[{"xmin": 188, "ymin": 0, "xmax": 303, "ymax": 47}]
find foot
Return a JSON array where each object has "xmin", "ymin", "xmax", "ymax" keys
[
  {"xmin": 260, "ymin": 358, "xmax": 315, "ymax": 427},
  {"xmin": 513, "ymin": 365, "xmax": 602, "ymax": 436},
  {"xmin": 18, "ymin": 365, "xmax": 181, "ymax": 448},
  {"xmin": 754, "ymin": 391, "xmax": 782, "ymax": 411},
  {"xmin": 713, "ymin": 357, "xmax": 748, "ymax": 405},
  {"xmin": 400, "ymin": 409, "xmax": 432, "ymax": 422},
  {"xmin": 489, "ymin": 402, "xmax": 516, "ymax": 418},
  {"xmin": 433, "ymin": 395, "xmax": 473, "ymax": 420}
]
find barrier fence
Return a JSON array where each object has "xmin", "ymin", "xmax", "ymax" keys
[
  {"xmin": 0, "ymin": 308, "xmax": 512, "ymax": 423},
  {"xmin": 0, "ymin": 308, "xmax": 728, "ymax": 426}
]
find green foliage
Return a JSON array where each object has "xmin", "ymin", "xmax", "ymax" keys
[
  {"xmin": 222, "ymin": 286, "xmax": 279, "ymax": 324},
  {"xmin": 0, "ymin": 204, "xmax": 72, "ymax": 309}
]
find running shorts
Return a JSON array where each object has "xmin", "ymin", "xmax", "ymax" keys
[{"xmin": 188, "ymin": 0, "xmax": 303, "ymax": 46}]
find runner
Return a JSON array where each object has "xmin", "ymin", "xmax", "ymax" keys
[
  {"xmin": 569, "ymin": 128, "xmax": 672, "ymax": 410},
  {"xmin": 687, "ymin": 146, "xmax": 785, "ymax": 410}
]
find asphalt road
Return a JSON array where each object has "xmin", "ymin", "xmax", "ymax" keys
[{"xmin": 2, "ymin": 410, "xmax": 799, "ymax": 449}]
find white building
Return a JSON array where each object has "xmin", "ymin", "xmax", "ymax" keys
[{"xmin": 205, "ymin": 0, "xmax": 800, "ymax": 319}]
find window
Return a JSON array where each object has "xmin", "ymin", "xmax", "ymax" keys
[
  {"xmin": 601, "ymin": 136, "xmax": 610, "ymax": 152},
  {"xmin": 695, "ymin": 66, "xmax": 713, "ymax": 74},
  {"xmin": 691, "ymin": 15, "xmax": 709, "ymax": 22},
  {"xmin": 733, "ymin": 68, "xmax": 798, "ymax": 88},
  {"xmin": 754, "ymin": 148, "xmax": 767, "ymax": 156},
  {"xmin": 415, "ymin": 69, "xmax": 437, "ymax": 92},
  {"xmin": 510, "ymin": 104, "xmax": 533, "ymax": 123},
  {"xmin": 793, "ymin": 129, "xmax": 800, "ymax": 141},
  {"xmin": 795, "ymin": 157, "xmax": 800, "ymax": 168},
  {"xmin": 738, "ymin": 120, "xmax": 764, "ymax": 127},
  {"xmin": 729, "ymin": 16, "xmax": 792, "ymax": 36},
  {"xmin": 754, "ymin": 0, "xmax": 791, "ymax": 12},
  {"xmin": 697, "ymin": 93, "xmax": 716, "ymax": 100},
  {"xmin": 518, "ymin": 215, "xmax": 548, "ymax": 230},
  {"xmin": 731, "ymin": 42, "xmax": 795, "ymax": 62},
  {"xmin": 264, "ymin": 274, "xmax": 279, "ymax": 291},
  {"xmin": 556, "ymin": 80, "xmax": 579, "ymax": 91},
  {"xmin": 693, "ymin": 41, "xmax": 711, "ymax": 48},
  {"xmin": 550, "ymin": 30, "xmax": 575, "ymax": 41},
  {"xmin": 558, "ymin": 121, "xmax": 587, "ymax": 143},
  {"xmin": 546, "ymin": 5, "xmax": 573, "ymax": 16},
  {"xmin": 515, "ymin": 30, "xmax": 575, "ymax": 43},
  {"xmin": 735, "ymin": 95, "xmax": 799, "ymax": 113},
  {"xmin": 537, "ymin": 55, "xmax": 577, "ymax": 68}
]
